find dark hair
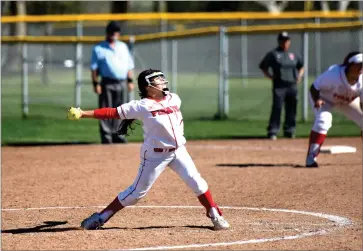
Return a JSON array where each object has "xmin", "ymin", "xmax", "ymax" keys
[
  {"xmin": 342, "ymin": 51, "xmax": 361, "ymax": 66},
  {"xmin": 117, "ymin": 69, "xmax": 161, "ymax": 136},
  {"xmin": 106, "ymin": 21, "xmax": 121, "ymax": 35}
]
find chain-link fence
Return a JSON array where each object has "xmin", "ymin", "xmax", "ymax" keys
[{"xmin": 2, "ymin": 13, "xmax": 362, "ymax": 122}]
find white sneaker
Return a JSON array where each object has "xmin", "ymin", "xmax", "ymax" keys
[
  {"xmin": 80, "ymin": 212, "xmax": 104, "ymax": 230},
  {"xmin": 211, "ymin": 215, "xmax": 230, "ymax": 230},
  {"xmin": 209, "ymin": 207, "xmax": 230, "ymax": 230}
]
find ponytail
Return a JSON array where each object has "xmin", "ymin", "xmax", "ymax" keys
[{"xmin": 118, "ymin": 69, "xmax": 157, "ymax": 136}]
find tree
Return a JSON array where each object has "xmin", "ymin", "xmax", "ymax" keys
[
  {"xmin": 111, "ymin": 1, "xmax": 129, "ymax": 13},
  {"xmin": 320, "ymin": 1, "xmax": 353, "ymax": 12},
  {"xmin": 26, "ymin": 1, "xmax": 81, "ymax": 14},
  {"xmin": 205, "ymin": 1, "xmax": 241, "ymax": 12},
  {"xmin": 166, "ymin": 1, "xmax": 207, "ymax": 12},
  {"xmin": 254, "ymin": 1, "xmax": 289, "ymax": 14}
]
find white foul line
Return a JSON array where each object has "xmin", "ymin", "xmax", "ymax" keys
[
  {"xmin": 128, "ymin": 230, "xmax": 328, "ymax": 250},
  {"xmin": 1, "ymin": 205, "xmax": 352, "ymax": 250}
]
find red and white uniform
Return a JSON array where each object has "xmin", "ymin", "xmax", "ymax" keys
[
  {"xmin": 306, "ymin": 60, "xmax": 362, "ymax": 166},
  {"xmin": 115, "ymin": 93, "xmax": 208, "ymax": 206},
  {"xmin": 310, "ymin": 65, "xmax": 363, "ymax": 134},
  {"xmin": 117, "ymin": 93, "xmax": 186, "ymax": 149}
]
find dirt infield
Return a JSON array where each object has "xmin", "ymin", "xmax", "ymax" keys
[{"xmin": 2, "ymin": 137, "xmax": 362, "ymax": 250}]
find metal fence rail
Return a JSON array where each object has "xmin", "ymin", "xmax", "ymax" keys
[{"xmin": 2, "ymin": 12, "xmax": 362, "ymax": 122}]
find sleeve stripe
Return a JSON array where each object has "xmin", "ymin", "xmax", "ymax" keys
[
  {"xmin": 120, "ymin": 105, "xmax": 127, "ymax": 119},
  {"xmin": 117, "ymin": 106, "xmax": 127, "ymax": 119},
  {"xmin": 312, "ymin": 82, "xmax": 320, "ymax": 90}
]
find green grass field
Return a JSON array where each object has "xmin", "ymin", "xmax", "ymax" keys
[{"xmin": 2, "ymin": 69, "xmax": 361, "ymax": 144}]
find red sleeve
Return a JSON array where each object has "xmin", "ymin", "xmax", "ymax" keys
[{"xmin": 93, "ymin": 108, "xmax": 120, "ymax": 119}]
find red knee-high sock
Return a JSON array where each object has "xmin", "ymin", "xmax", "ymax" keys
[
  {"xmin": 99, "ymin": 197, "xmax": 124, "ymax": 223},
  {"xmin": 198, "ymin": 190, "xmax": 222, "ymax": 217},
  {"xmin": 307, "ymin": 130, "xmax": 327, "ymax": 159}
]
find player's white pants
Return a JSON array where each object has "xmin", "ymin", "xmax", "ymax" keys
[
  {"xmin": 117, "ymin": 145, "xmax": 208, "ymax": 207},
  {"xmin": 310, "ymin": 95, "xmax": 363, "ymax": 134}
]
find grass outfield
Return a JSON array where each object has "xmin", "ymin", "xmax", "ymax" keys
[{"xmin": 2, "ymin": 69, "xmax": 361, "ymax": 144}]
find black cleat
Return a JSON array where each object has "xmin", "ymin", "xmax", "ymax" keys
[
  {"xmin": 306, "ymin": 162, "xmax": 319, "ymax": 168},
  {"xmin": 284, "ymin": 132, "xmax": 296, "ymax": 139}
]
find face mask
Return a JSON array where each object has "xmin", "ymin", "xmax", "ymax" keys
[{"xmin": 145, "ymin": 72, "xmax": 170, "ymax": 96}]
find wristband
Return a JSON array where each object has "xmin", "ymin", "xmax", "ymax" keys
[
  {"xmin": 127, "ymin": 77, "xmax": 133, "ymax": 84},
  {"xmin": 93, "ymin": 81, "xmax": 99, "ymax": 87}
]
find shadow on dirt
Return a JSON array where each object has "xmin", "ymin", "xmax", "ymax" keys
[
  {"xmin": 2, "ymin": 221, "xmax": 213, "ymax": 234},
  {"xmin": 102, "ymin": 225, "xmax": 213, "ymax": 231},
  {"xmin": 216, "ymin": 163, "xmax": 310, "ymax": 168},
  {"xmin": 2, "ymin": 221, "xmax": 79, "ymax": 234}
]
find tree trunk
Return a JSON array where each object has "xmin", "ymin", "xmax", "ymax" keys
[
  {"xmin": 321, "ymin": 1, "xmax": 330, "ymax": 12},
  {"xmin": 338, "ymin": 0, "xmax": 350, "ymax": 11},
  {"xmin": 2, "ymin": 1, "xmax": 27, "ymax": 73},
  {"xmin": 255, "ymin": 1, "xmax": 289, "ymax": 14},
  {"xmin": 111, "ymin": 1, "xmax": 128, "ymax": 34}
]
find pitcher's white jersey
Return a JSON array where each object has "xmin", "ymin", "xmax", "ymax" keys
[
  {"xmin": 117, "ymin": 93, "xmax": 186, "ymax": 148},
  {"xmin": 313, "ymin": 65, "xmax": 362, "ymax": 105}
]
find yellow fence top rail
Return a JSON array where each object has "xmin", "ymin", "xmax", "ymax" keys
[
  {"xmin": 1, "ymin": 11, "xmax": 362, "ymax": 23},
  {"xmin": 2, "ymin": 21, "xmax": 362, "ymax": 43}
]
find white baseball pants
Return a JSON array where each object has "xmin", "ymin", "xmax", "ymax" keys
[
  {"xmin": 310, "ymin": 95, "xmax": 363, "ymax": 134},
  {"xmin": 118, "ymin": 145, "xmax": 209, "ymax": 207}
]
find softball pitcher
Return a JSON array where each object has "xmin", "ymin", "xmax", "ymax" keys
[
  {"xmin": 306, "ymin": 52, "xmax": 362, "ymax": 167},
  {"xmin": 67, "ymin": 69, "xmax": 230, "ymax": 230}
]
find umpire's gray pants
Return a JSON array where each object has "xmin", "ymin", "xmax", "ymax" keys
[{"xmin": 99, "ymin": 78, "xmax": 128, "ymax": 144}]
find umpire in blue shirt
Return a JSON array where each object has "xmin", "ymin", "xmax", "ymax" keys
[
  {"xmin": 91, "ymin": 21, "xmax": 135, "ymax": 144},
  {"xmin": 259, "ymin": 32, "xmax": 304, "ymax": 140}
]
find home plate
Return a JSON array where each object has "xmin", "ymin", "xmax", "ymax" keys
[{"xmin": 320, "ymin": 145, "xmax": 357, "ymax": 154}]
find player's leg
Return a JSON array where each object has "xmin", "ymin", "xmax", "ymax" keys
[
  {"xmin": 168, "ymin": 146, "xmax": 229, "ymax": 230},
  {"xmin": 267, "ymin": 87, "xmax": 286, "ymax": 139},
  {"xmin": 283, "ymin": 86, "xmax": 298, "ymax": 138},
  {"xmin": 111, "ymin": 81, "xmax": 127, "ymax": 143},
  {"xmin": 336, "ymin": 98, "xmax": 363, "ymax": 130},
  {"xmin": 81, "ymin": 149, "xmax": 173, "ymax": 230},
  {"xmin": 306, "ymin": 99, "xmax": 333, "ymax": 167},
  {"xmin": 98, "ymin": 82, "xmax": 113, "ymax": 144}
]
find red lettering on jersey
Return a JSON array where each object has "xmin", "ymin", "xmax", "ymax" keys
[
  {"xmin": 333, "ymin": 93, "xmax": 357, "ymax": 103},
  {"xmin": 150, "ymin": 106, "xmax": 180, "ymax": 117}
]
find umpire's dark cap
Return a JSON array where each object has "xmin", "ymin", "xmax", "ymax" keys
[
  {"xmin": 277, "ymin": 31, "xmax": 290, "ymax": 41},
  {"xmin": 106, "ymin": 21, "xmax": 121, "ymax": 34}
]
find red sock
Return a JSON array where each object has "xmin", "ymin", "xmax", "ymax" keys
[
  {"xmin": 99, "ymin": 197, "xmax": 124, "ymax": 223},
  {"xmin": 198, "ymin": 190, "xmax": 222, "ymax": 217},
  {"xmin": 307, "ymin": 130, "xmax": 327, "ymax": 159}
]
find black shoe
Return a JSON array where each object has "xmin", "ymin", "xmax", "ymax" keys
[
  {"xmin": 112, "ymin": 134, "xmax": 128, "ymax": 144},
  {"xmin": 284, "ymin": 132, "xmax": 295, "ymax": 139},
  {"xmin": 306, "ymin": 162, "xmax": 319, "ymax": 168}
]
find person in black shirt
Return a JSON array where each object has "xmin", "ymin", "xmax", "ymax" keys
[{"xmin": 259, "ymin": 31, "xmax": 305, "ymax": 140}]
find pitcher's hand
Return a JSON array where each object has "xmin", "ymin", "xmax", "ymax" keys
[{"xmin": 67, "ymin": 107, "xmax": 82, "ymax": 120}]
